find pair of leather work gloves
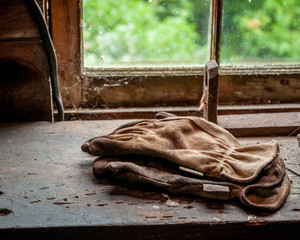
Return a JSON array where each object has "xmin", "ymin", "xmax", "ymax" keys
[{"xmin": 82, "ymin": 113, "xmax": 290, "ymax": 211}]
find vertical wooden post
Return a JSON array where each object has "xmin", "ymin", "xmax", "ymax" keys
[
  {"xmin": 202, "ymin": 60, "xmax": 219, "ymax": 124},
  {"xmin": 50, "ymin": 0, "xmax": 82, "ymax": 108},
  {"xmin": 202, "ymin": 0, "xmax": 223, "ymax": 124},
  {"xmin": 210, "ymin": 0, "xmax": 223, "ymax": 64}
]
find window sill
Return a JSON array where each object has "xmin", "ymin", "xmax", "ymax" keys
[{"xmin": 54, "ymin": 104, "xmax": 300, "ymax": 137}]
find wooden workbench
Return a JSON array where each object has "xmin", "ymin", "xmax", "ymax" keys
[{"xmin": 1, "ymin": 120, "xmax": 300, "ymax": 239}]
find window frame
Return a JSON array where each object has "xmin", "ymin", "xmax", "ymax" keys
[{"xmin": 50, "ymin": 0, "xmax": 300, "ymax": 136}]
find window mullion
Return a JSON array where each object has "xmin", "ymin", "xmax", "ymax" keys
[{"xmin": 210, "ymin": 0, "xmax": 223, "ymax": 64}]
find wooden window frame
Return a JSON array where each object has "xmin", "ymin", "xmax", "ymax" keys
[{"xmin": 49, "ymin": 0, "xmax": 300, "ymax": 136}]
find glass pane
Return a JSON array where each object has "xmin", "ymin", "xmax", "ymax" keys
[
  {"xmin": 83, "ymin": 0, "xmax": 211, "ymax": 67},
  {"xmin": 221, "ymin": 0, "xmax": 300, "ymax": 65}
]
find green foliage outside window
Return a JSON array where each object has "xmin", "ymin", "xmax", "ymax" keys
[
  {"xmin": 83, "ymin": 0, "xmax": 210, "ymax": 66},
  {"xmin": 222, "ymin": 0, "xmax": 300, "ymax": 64},
  {"xmin": 83, "ymin": 0, "xmax": 300, "ymax": 67}
]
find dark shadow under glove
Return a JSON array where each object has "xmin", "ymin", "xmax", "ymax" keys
[{"xmin": 93, "ymin": 154, "xmax": 289, "ymax": 211}]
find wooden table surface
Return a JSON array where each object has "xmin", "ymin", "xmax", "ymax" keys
[{"xmin": 0, "ymin": 120, "xmax": 300, "ymax": 239}]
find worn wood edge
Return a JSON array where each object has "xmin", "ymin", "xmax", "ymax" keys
[
  {"xmin": 85, "ymin": 66, "xmax": 205, "ymax": 77},
  {"xmin": 203, "ymin": 59, "xmax": 219, "ymax": 123},
  {"xmin": 1, "ymin": 221, "xmax": 300, "ymax": 240},
  {"xmin": 220, "ymin": 65, "xmax": 300, "ymax": 75},
  {"xmin": 54, "ymin": 104, "xmax": 300, "ymax": 119},
  {"xmin": 226, "ymin": 126, "xmax": 300, "ymax": 137},
  {"xmin": 84, "ymin": 64, "xmax": 300, "ymax": 77},
  {"xmin": 218, "ymin": 112, "xmax": 300, "ymax": 137},
  {"xmin": 53, "ymin": 109, "xmax": 300, "ymax": 137}
]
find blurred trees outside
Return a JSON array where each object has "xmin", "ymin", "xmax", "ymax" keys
[
  {"xmin": 83, "ymin": 0, "xmax": 210, "ymax": 66},
  {"xmin": 222, "ymin": 0, "xmax": 300, "ymax": 64},
  {"xmin": 83, "ymin": 0, "xmax": 300, "ymax": 67}
]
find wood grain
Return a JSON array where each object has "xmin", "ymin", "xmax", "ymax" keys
[
  {"xmin": 219, "ymin": 74, "xmax": 300, "ymax": 105},
  {"xmin": 0, "ymin": 0, "xmax": 40, "ymax": 39},
  {"xmin": 50, "ymin": 0, "xmax": 82, "ymax": 108},
  {"xmin": 0, "ymin": 40, "xmax": 52, "ymax": 121},
  {"xmin": 82, "ymin": 75, "xmax": 202, "ymax": 108},
  {"xmin": 218, "ymin": 112, "xmax": 300, "ymax": 137},
  {"xmin": 81, "ymin": 72, "xmax": 300, "ymax": 108}
]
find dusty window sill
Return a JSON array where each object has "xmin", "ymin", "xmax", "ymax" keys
[{"xmin": 54, "ymin": 104, "xmax": 300, "ymax": 137}]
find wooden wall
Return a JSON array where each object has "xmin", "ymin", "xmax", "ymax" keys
[{"xmin": 0, "ymin": 0, "xmax": 53, "ymax": 122}]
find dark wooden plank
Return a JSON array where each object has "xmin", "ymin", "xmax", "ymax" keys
[
  {"xmin": 56, "ymin": 107, "xmax": 202, "ymax": 121},
  {"xmin": 218, "ymin": 112, "xmax": 300, "ymax": 137},
  {"xmin": 0, "ymin": 0, "xmax": 40, "ymax": 39},
  {"xmin": 54, "ymin": 109, "xmax": 299, "ymax": 137},
  {"xmin": 0, "ymin": 40, "xmax": 52, "ymax": 121},
  {"xmin": 1, "ymin": 222, "xmax": 300, "ymax": 240},
  {"xmin": 54, "ymin": 104, "xmax": 300, "ymax": 121},
  {"xmin": 0, "ymin": 121, "xmax": 300, "ymax": 239},
  {"xmin": 219, "ymin": 74, "xmax": 300, "ymax": 105},
  {"xmin": 202, "ymin": 59, "xmax": 219, "ymax": 123},
  {"xmin": 50, "ymin": 0, "xmax": 82, "ymax": 108}
]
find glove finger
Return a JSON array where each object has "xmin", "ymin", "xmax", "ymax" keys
[
  {"xmin": 82, "ymin": 135, "xmax": 137, "ymax": 156},
  {"xmin": 155, "ymin": 112, "xmax": 177, "ymax": 119},
  {"xmin": 82, "ymin": 121, "xmax": 152, "ymax": 154},
  {"xmin": 113, "ymin": 120, "xmax": 152, "ymax": 132}
]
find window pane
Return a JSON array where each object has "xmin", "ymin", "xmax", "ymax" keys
[
  {"xmin": 221, "ymin": 0, "xmax": 300, "ymax": 65},
  {"xmin": 83, "ymin": 0, "xmax": 211, "ymax": 67}
]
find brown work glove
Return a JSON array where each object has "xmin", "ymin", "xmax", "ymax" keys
[
  {"xmin": 93, "ymin": 154, "xmax": 289, "ymax": 211},
  {"xmin": 82, "ymin": 116, "xmax": 279, "ymax": 184}
]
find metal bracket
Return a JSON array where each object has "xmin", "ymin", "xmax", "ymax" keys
[{"xmin": 199, "ymin": 59, "xmax": 219, "ymax": 124}]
